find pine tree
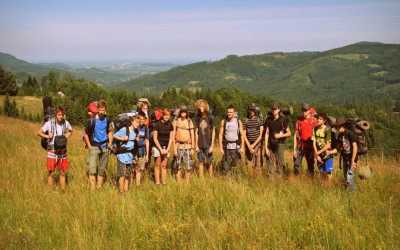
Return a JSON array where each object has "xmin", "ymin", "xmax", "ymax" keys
[{"xmin": 0, "ymin": 66, "xmax": 18, "ymax": 96}]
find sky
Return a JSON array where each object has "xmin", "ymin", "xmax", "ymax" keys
[{"xmin": 0, "ymin": 0, "xmax": 399, "ymax": 63}]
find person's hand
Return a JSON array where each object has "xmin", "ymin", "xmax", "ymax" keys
[
  {"xmin": 240, "ymin": 147, "xmax": 245, "ymax": 155},
  {"xmin": 351, "ymin": 162, "xmax": 357, "ymax": 170},
  {"xmin": 208, "ymin": 147, "xmax": 213, "ymax": 154},
  {"xmin": 293, "ymin": 150, "xmax": 298, "ymax": 159},
  {"xmin": 47, "ymin": 132, "xmax": 53, "ymax": 139},
  {"xmin": 122, "ymin": 136, "xmax": 129, "ymax": 141},
  {"xmin": 274, "ymin": 132, "xmax": 283, "ymax": 139},
  {"xmin": 317, "ymin": 156, "xmax": 323, "ymax": 164},
  {"xmin": 220, "ymin": 147, "xmax": 225, "ymax": 155},
  {"xmin": 265, "ymin": 149, "xmax": 271, "ymax": 158},
  {"xmin": 196, "ymin": 146, "xmax": 200, "ymax": 152},
  {"xmin": 145, "ymin": 155, "xmax": 149, "ymax": 163}
]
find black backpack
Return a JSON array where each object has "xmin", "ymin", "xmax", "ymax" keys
[
  {"xmin": 111, "ymin": 126, "xmax": 133, "ymax": 155},
  {"xmin": 347, "ymin": 119, "xmax": 369, "ymax": 155},
  {"xmin": 41, "ymin": 119, "xmax": 67, "ymax": 150}
]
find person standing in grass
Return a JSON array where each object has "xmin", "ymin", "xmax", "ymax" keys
[
  {"xmin": 152, "ymin": 109, "xmax": 174, "ymax": 185},
  {"xmin": 173, "ymin": 105, "xmax": 195, "ymax": 183},
  {"xmin": 194, "ymin": 99, "xmax": 215, "ymax": 178},
  {"xmin": 312, "ymin": 113, "xmax": 336, "ymax": 183},
  {"xmin": 243, "ymin": 103, "xmax": 264, "ymax": 177},
  {"xmin": 334, "ymin": 117, "xmax": 359, "ymax": 191},
  {"xmin": 133, "ymin": 113, "xmax": 150, "ymax": 186},
  {"xmin": 219, "ymin": 105, "xmax": 245, "ymax": 175},
  {"xmin": 113, "ymin": 116, "xmax": 138, "ymax": 192},
  {"xmin": 264, "ymin": 103, "xmax": 291, "ymax": 176},
  {"xmin": 38, "ymin": 107, "xmax": 72, "ymax": 190},
  {"xmin": 293, "ymin": 103, "xmax": 318, "ymax": 176},
  {"xmin": 83, "ymin": 100, "xmax": 113, "ymax": 191}
]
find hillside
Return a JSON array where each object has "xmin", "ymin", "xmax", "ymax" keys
[
  {"xmin": 0, "ymin": 116, "xmax": 399, "ymax": 249},
  {"xmin": 118, "ymin": 42, "xmax": 400, "ymax": 103},
  {"xmin": 0, "ymin": 53, "xmax": 174, "ymax": 85}
]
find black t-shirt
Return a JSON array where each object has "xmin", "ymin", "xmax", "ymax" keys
[
  {"xmin": 264, "ymin": 116, "xmax": 288, "ymax": 144},
  {"xmin": 338, "ymin": 130, "xmax": 357, "ymax": 155},
  {"xmin": 153, "ymin": 120, "xmax": 173, "ymax": 147},
  {"xmin": 195, "ymin": 115, "xmax": 214, "ymax": 149}
]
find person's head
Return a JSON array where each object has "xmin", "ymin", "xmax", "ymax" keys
[
  {"xmin": 87, "ymin": 101, "xmax": 97, "ymax": 118},
  {"xmin": 247, "ymin": 104, "xmax": 257, "ymax": 118},
  {"xmin": 97, "ymin": 100, "xmax": 107, "ymax": 117},
  {"xmin": 137, "ymin": 98, "xmax": 150, "ymax": 113},
  {"xmin": 162, "ymin": 109, "xmax": 171, "ymax": 122},
  {"xmin": 302, "ymin": 103, "xmax": 312, "ymax": 118},
  {"xmin": 195, "ymin": 99, "xmax": 209, "ymax": 116},
  {"xmin": 131, "ymin": 116, "xmax": 140, "ymax": 128},
  {"xmin": 316, "ymin": 113, "xmax": 328, "ymax": 126},
  {"xmin": 271, "ymin": 103, "xmax": 280, "ymax": 118},
  {"xmin": 226, "ymin": 105, "xmax": 235, "ymax": 119},
  {"xmin": 335, "ymin": 117, "xmax": 347, "ymax": 133},
  {"xmin": 179, "ymin": 105, "xmax": 188, "ymax": 119},
  {"xmin": 55, "ymin": 107, "xmax": 65, "ymax": 123},
  {"xmin": 138, "ymin": 113, "xmax": 147, "ymax": 126}
]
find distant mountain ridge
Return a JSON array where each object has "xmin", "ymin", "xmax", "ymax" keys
[
  {"xmin": 117, "ymin": 42, "xmax": 400, "ymax": 103},
  {"xmin": 0, "ymin": 52, "xmax": 175, "ymax": 85}
]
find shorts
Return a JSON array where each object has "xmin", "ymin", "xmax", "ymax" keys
[
  {"xmin": 197, "ymin": 147, "xmax": 213, "ymax": 164},
  {"xmin": 117, "ymin": 160, "xmax": 132, "ymax": 178},
  {"xmin": 134, "ymin": 157, "xmax": 146, "ymax": 171},
  {"xmin": 152, "ymin": 147, "xmax": 161, "ymax": 158},
  {"xmin": 319, "ymin": 158, "xmax": 334, "ymax": 174},
  {"xmin": 47, "ymin": 150, "xmax": 68, "ymax": 172},
  {"xmin": 86, "ymin": 146, "xmax": 109, "ymax": 176},
  {"xmin": 174, "ymin": 148, "xmax": 194, "ymax": 171}
]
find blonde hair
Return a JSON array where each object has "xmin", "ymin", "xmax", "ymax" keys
[{"xmin": 195, "ymin": 99, "xmax": 209, "ymax": 113}]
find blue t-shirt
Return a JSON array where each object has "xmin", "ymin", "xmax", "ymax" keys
[
  {"xmin": 93, "ymin": 117, "xmax": 109, "ymax": 145},
  {"xmin": 114, "ymin": 127, "xmax": 136, "ymax": 164}
]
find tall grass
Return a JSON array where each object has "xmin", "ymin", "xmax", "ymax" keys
[{"xmin": 0, "ymin": 116, "xmax": 399, "ymax": 249}]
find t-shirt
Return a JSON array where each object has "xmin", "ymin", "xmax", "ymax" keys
[
  {"xmin": 243, "ymin": 116, "xmax": 263, "ymax": 144},
  {"xmin": 136, "ymin": 126, "xmax": 149, "ymax": 148},
  {"xmin": 84, "ymin": 116, "xmax": 112, "ymax": 147},
  {"xmin": 154, "ymin": 120, "xmax": 173, "ymax": 147},
  {"xmin": 338, "ymin": 130, "xmax": 357, "ymax": 156},
  {"xmin": 196, "ymin": 116, "xmax": 214, "ymax": 149},
  {"xmin": 174, "ymin": 118, "xmax": 194, "ymax": 144},
  {"xmin": 224, "ymin": 117, "xmax": 239, "ymax": 143},
  {"xmin": 264, "ymin": 116, "xmax": 288, "ymax": 145},
  {"xmin": 114, "ymin": 126, "xmax": 136, "ymax": 164},
  {"xmin": 296, "ymin": 117, "xmax": 318, "ymax": 143},
  {"xmin": 312, "ymin": 125, "xmax": 331, "ymax": 150},
  {"xmin": 41, "ymin": 119, "xmax": 72, "ymax": 146}
]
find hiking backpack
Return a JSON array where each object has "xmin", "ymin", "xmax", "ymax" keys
[{"xmin": 347, "ymin": 119, "xmax": 369, "ymax": 155}]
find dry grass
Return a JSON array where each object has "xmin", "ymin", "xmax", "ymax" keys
[
  {"xmin": 0, "ymin": 95, "xmax": 42, "ymax": 116},
  {"xmin": 0, "ymin": 116, "xmax": 399, "ymax": 249}
]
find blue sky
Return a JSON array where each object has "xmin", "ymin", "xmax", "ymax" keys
[{"xmin": 0, "ymin": 0, "xmax": 399, "ymax": 62}]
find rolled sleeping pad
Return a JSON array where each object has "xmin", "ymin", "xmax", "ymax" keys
[{"xmin": 357, "ymin": 120, "xmax": 370, "ymax": 131}]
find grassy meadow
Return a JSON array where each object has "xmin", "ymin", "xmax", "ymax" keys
[
  {"xmin": 0, "ymin": 115, "xmax": 399, "ymax": 249},
  {"xmin": 0, "ymin": 95, "xmax": 42, "ymax": 116}
]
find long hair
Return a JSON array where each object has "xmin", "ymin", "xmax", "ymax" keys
[{"xmin": 195, "ymin": 99, "xmax": 209, "ymax": 116}]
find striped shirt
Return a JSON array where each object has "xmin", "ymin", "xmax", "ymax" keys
[{"xmin": 243, "ymin": 117, "xmax": 263, "ymax": 144}]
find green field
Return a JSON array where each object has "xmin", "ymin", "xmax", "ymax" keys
[{"xmin": 0, "ymin": 116, "xmax": 399, "ymax": 249}]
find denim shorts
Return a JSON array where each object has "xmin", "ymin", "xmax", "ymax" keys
[{"xmin": 197, "ymin": 148, "xmax": 213, "ymax": 164}]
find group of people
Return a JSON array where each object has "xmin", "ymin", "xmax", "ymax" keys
[{"xmin": 38, "ymin": 98, "xmax": 362, "ymax": 192}]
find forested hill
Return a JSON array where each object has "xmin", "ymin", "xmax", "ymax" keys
[{"xmin": 118, "ymin": 42, "xmax": 400, "ymax": 104}]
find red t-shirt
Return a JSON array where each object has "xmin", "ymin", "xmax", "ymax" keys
[{"xmin": 296, "ymin": 117, "xmax": 318, "ymax": 143}]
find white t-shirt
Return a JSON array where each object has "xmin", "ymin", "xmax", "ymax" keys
[{"xmin": 41, "ymin": 119, "xmax": 72, "ymax": 145}]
